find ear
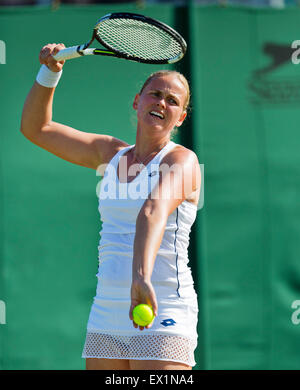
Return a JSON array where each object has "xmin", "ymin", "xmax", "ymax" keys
[
  {"xmin": 133, "ymin": 94, "xmax": 140, "ymax": 110},
  {"xmin": 175, "ymin": 111, "xmax": 187, "ymax": 127}
]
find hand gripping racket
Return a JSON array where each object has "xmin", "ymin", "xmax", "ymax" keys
[{"xmin": 53, "ymin": 12, "xmax": 187, "ymax": 64}]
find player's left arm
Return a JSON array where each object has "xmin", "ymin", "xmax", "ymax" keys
[{"xmin": 129, "ymin": 146, "xmax": 201, "ymax": 328}]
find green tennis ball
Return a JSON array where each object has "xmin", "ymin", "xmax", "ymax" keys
[{"xmin": 133, "ymin": 304, "xmax": 154, "ymax": 326}]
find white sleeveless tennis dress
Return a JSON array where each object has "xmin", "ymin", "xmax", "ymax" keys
[{"xmin": 82, "ymin": 141, "xmax": 198, "ymax": 366}]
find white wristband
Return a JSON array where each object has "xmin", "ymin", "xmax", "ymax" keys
[{"xmin": 36, "ymin": 64, "xmax": 62, "ymax": 88}]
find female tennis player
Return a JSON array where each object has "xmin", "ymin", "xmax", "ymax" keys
[{"xmin": 20, "ymin": 43, "xmax": 201, "ymax": 370}]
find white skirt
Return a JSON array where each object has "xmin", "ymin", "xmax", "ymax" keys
[
  {"xmin": 82, "ymin": 294, "xmax": 198, "ymax": 366},
  {"xmin": 82, "ymin": 233, "xmax": 198, "ymax": 367}
]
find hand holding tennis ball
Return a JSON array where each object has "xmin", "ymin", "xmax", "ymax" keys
[
  {"xmin": 130, "ymin": 277, "xmax": 157, "ymax": 329},
  {"xmin": 133, "ymin": 304, "xmax": 155, "ymax": 327}
]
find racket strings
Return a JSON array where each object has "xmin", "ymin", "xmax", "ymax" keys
[{"xmin": 95, "ymin": 18, "xmax": 183, "ymax": 61}]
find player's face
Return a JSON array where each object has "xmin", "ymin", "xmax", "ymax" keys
[{"xmin": 133, "ymin": 75, "xmax": 187, "ymax": 133}]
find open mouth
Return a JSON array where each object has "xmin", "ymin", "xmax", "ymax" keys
[{"xmin": 150, "ymin": 111, "xmax": 164, "ymax": 120}]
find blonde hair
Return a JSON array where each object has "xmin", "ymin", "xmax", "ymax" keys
[{"xmin": 139, "ymin": 70, "xmax": 191, "ymax": 113}]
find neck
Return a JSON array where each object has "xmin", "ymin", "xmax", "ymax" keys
[
  {"xmin": 134, "ymin": 129, "xmax": 170, "ymax": 158},
  {"xmin": 133, "ymin": 139, "xmax": 169, "ymax": 164}
]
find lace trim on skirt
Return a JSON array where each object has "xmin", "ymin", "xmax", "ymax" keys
[{"xmin": 82, "ymin": 332, "xmax": 197, "ymax": 367}]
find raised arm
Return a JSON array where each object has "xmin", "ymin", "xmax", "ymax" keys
[{"xmin": 20, "ymin": 43, "xmax": 127, "ymax": 169}]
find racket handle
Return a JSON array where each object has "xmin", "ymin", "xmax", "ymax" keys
[{"xmin": 53, "ymin": 46, "xmax": 82, "ymax": 61}]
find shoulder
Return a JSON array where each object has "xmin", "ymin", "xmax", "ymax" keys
[
  {"xmin": 160, "ymin": 144, "xmax": 201, "ymax": 191},
  {"xmin": 93, "ymin": 135, "xmax": 130, "ymax": 165},
  {"xmin": 161, "ymin": 144, "xmax": 199, "ymax": 166}
]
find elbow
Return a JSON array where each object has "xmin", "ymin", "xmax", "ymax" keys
[
  {"xmin": 20, "ymin": 120, "xmax": 40, "ymax": 143},
  {"xmin": 20, "ymin": 125, "xmax": 33, "ymax": 142},
  {"xmin": 138, "ymin": 201, "xmax": 168, "ymax": 225},
  {"xmin": 20, "ymin": 119, "xmax": 30, "ymax": 139},
  {"xmin": 20, "ymin": 124, "xmax": 29, "ymax": 140},
  {"xmin": 20, "ymin": 124, "xmax": 27, "ymax": 137}
]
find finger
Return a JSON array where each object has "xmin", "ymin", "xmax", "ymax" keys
[
  {"xmin": 129, "ymin": 301, "xmax": 138, "ymax": 321},
  {"xmin": 39, "ymin": 43, "xmax": 66, "ymax": 70},
  {"xmin": 132, "ymin": 320, "xmax": 138, "ymax": 329},
  {"xmin": 39, "ymin": 44, "xmax": 56, "ymax": 64},
  {"xmin": 52, "ymin": 43, "xmax": 66, "ymax": 58},
  {"xmin": 49, "ymin": 44, "xmax": 66, "ymax": 67},
  {"xmin": 148, "ymin": 295, "xmax": 158, "ymax": 317},
  {"xmin": 129, "ymin": 308, "xmax": 133, "ymax": 321},
  {"xmin": 152, "ymin": 302, "xmax": 158, "ymax": 318}
]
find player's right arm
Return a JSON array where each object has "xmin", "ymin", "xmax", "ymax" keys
[{"xmin": 20, "ymin": 43, "xmax": 127, "ymax": 170}]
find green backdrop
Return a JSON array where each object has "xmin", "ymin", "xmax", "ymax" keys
[{"xmin": 1, "ymin": 2, "xmax": 300, "ymax": 370}]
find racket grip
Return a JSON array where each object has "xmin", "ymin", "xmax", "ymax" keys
[{"xmin": 53, "ymin": 46, "xmax": 82, "ymax": 61}]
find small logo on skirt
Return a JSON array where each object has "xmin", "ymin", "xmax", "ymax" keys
[{"xmin": 160, "ymin": 318, "xmax": 176, "ymax": 327}]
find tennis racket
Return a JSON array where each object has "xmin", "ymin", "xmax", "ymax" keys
[{"xmin": 53, "ymin": 12, "xmax": 186, "ymax": 65}]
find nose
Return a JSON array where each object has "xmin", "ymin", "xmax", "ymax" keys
[{"xmin": 156, "ymin": 97, "xmax": 166, "ymax": 109}]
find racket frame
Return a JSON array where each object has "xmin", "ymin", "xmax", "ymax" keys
[
  {"xmin": 92, "ymin": 12, "xmax": 187, "ymax": 64},
  {"xmin": 53, "ymin": 12, "xmax": 186, "ymax": 64}
]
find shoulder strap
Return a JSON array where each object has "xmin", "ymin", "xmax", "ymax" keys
[{"xmin": 151, "ymin": 141, "xmax": 177, "ymax": 164}]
